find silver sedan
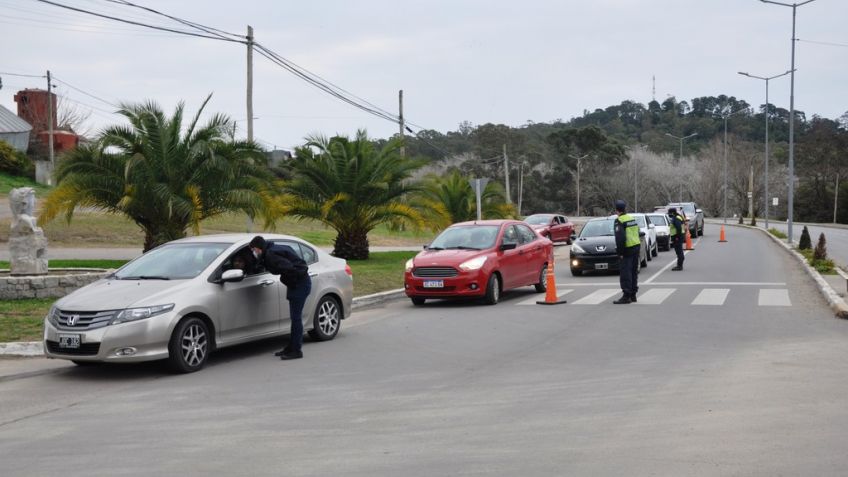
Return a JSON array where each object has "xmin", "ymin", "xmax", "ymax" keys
[{"xmin": 43, "ymin": 234, "xmax": 353, "ymax": 373}]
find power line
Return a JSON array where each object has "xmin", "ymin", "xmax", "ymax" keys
[
  {"xmin": 51, "ymin": 75, "xmax": 119, "ymax": 108},
  {"xmin": 0, "ymin": 71, "xmax": 46, "ymax": 78},
  {"xmin": 797, "ymin": 38, "xmax": 848, "ymax": 48},
  {"xmin": 102, "ymin": 0, "xmax": 246, "ymax": 41}
]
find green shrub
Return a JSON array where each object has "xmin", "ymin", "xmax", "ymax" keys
[
  {"xmin": 768, "ymin": 228, "xmax": 787, "ymax": 239},
  {"xmin": 799, "ymin": 226, "xmax": 812, "ymax": 250},
  {"xmin": 0, "ymin": 139, "xmax": 34, "ymax": 177},
  {"xmin": 812, "ymin": 258, "xmax": 836, "ymax": 274}
]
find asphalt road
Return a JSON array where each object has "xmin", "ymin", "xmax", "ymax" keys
[
  {"xmin": 748, "ymin": 220, "xmax": 848, "ymax": 269},
  {"xmin": 1, "ymin": 226, "xmax": 847, "ymax": 476}
]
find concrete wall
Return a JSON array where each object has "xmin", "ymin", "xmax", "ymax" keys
[{"xmin": 0, "ymin": 269, "xmax": 110, "ymax": 300}]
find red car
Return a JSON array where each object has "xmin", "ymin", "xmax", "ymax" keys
[
  {"xmin": 523, "ymin": 213, "xmax": 574, "ymax": 243},
  {"xmin": 404, "ymin": 220, "xmax": 553, "ymax": 306}
]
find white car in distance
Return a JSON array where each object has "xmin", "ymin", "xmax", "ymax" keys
[{"xmin": 631, "ymin": 213, "xmax": 658, "ymax": 259}]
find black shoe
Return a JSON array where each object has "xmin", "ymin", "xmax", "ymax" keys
[
  {"xmin": 613, "ymin": 296, "xmax": 632, "ymax": 304},
  {"xmin": 274, "ymin": 347, "xmax": 291, "ymax": 357},
  {"xmin": 630, "ymin": 294, "xmax": 638, "ymax": 303},
  {"xmin": 671, "ymin": 266, "xmax": 682, "ymax": 271},
  {"xmin": 280, "ymin": 349, "xmax": 303, "ymax": 360}
]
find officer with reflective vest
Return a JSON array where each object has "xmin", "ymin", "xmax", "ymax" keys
[
  {"xmin": 613, "ymin": 199, "xmax": 641, "ymax": 304},
  {"xmin": 668, "ymin": 207, "xmax": 686, "ymax": 271}
]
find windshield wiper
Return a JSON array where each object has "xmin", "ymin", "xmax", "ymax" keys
[
  {"xmin": 445, "ymin": 246, "xmax": 481, "ymax": 250},
  {"xmin": 119, "ymin": 275, "xmax": 171, "ymax": 280},
  {"xmin": 427, "ymin": 246, "xmax": 444, "ymax": 250}
]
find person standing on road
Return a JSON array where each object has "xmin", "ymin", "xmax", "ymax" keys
[
  {"xmin": 613, "ymin": 200, "xmax": 641, "ymax": 304},
  {"xmin": 250, "ymin": 236, "xmax": 312, "ymax": 360},
  {"xmin": 668, "ymin": 207, "xmax": 685, "ymax": 271}
]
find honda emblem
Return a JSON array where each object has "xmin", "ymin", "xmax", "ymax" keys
[{"xmin": 67, "ymin": 315, "xmax": 79, "ymax": 326}]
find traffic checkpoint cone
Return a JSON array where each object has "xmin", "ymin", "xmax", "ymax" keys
[
  {"xmin": 685, "ymin": 227, "xmax": 695, "ymax": 251},
  {"xmin": 718, "ymin": 225, "xmax": 727, "ymax": 243},
  {"xmin": 537, "ymin": 251, "xmax": 567, "ymax": 305}
]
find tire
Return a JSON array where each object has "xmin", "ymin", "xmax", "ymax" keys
[
  {"xmin": 410, "ymin": 297, "xmax": 426, "ymax": 306},
  {"xmin": 571, "ymin": 268, "xmax": 582, "ymax": 277},
  {"xmin": 699, "ymin": 223, "xmax": 704, "ymax": 237},
  {"xmin": 483, "ymin": 273, "xmax": 500, "ymax": 305},
  {"xmin": 646, "ymin": 243, "xmax": 652, "ymax": 261},
  {"xmin": 308, "ymin": 295, "xmax": 341, "ymax": 342},
  {"xmin": 534, "ymin": 265, "xmax": 547, "ymax": 293},
  {"xmin": 640, "ymin": 249, "xmax": 648, "ymax": 268},
  {"xmin": 651, "ymin": 241, "xmax": 658, "ymax": 257},
  {"xmin": 168, "ymin": 316, "xmax": 210, "ymax": 374}
]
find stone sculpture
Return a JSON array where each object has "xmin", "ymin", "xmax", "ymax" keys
[{"xmin": 9, "ymin": 187, "xmax": 48, "ymax": 275}]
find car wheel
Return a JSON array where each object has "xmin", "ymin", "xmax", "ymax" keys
[
  {"xmin": 168, "ymin": 316, "xmax": 210, "ymax": 374},
  {"xmin": 571, "ymin": 267, "xmax": 582, "ymax": 276},
  {"xmin": 308, "ymin": 295, "xmax": 341, "ymax": 342},
  {"xmin": 647, "ymin": 243, "xmax": 652, "ymax": 261},
  {"xmin": 652, "ymin": 241, "xmax": 658, "ymax": 257},
  {"xmin": 410, "ymin": 297, "xmax": 426, "ymax": 306},
  {"xmin": 483, "ymin": 273, "xmax": 500, "ymax": 305},
  {"xmin": 640, "ymin": 250, "xmax": 648, "ymax": 268},
  {"xmin": 534, "ymin": 264, "xmax": 547, "ymax": 293},
  {"xmin": 699, "ymin": 224, "xmax": 704, "ymax": 237}
]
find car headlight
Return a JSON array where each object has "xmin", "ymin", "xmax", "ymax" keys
[
  {"xmin": 47, "ymin": 305, "xmax": 60, "ymax": 326},
  {"xmin": 110, "ymin": 304, "xmax": 174, "ymax": 325},
  {"xmin": 459, "ymin": 256, "xmax": 487, "ymax": 271},
  {"xmin": 571, "ymin": 243, "xmax": 586, "ymax": 254},
  {"xmin": 405, "ymin": 259, "xmax": 414, "ymax": 272}
]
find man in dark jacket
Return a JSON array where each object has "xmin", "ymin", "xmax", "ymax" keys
[
  {"xmin": 250, "ymin": 236, "xmax": 311, "ymax": 360},
  {"xmin": 667, "ymin": 208, "xmax": 685, "ymax": 271},
  {"xmin": 613, "ymin": 200, "xmax": 641, "ymax": 304}
]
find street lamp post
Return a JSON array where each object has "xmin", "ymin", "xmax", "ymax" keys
[
  {"xmin": 720, "ymin": 107, "xmax": 750, "ymax": 224},
  {"xmin": 664, "ymin": 133, "xmax": 698, "ymax": 202},
  {"xmin": 759, "ymin": 0, "xmax": 817, "ymax": 243},
  {"xmin": 738, "ymin": 70, "xmax": 792, "ymax": 230},
  {"xmin": 569, "ymin": 154, "xmax": 589, "ymax": 216}
]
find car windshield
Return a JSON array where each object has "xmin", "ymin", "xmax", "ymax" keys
[
  {"xmin": 428, "ymin": 225, "xmax": 500, "ymax": 250},
  {"xmin": 671, "ymin": 204, "xmax": 696, "ymax": 216},
  {"xmin": 114, "ymin": 243, "xmax": 230, "ymax": 280},
  {"xmin": 580, "ymin": 219, "xmax": 614, "ymax": 237},
  {"xmin": 524, "ymin": 215, "xmax": 552, "ymax": 225},
  {"xmin": 648, "ymin": 215, "xmax": 667, "ymax": 226},
  {"xmin": 633, "ymin": 215, "xmax": 647, "ymax": 228}
]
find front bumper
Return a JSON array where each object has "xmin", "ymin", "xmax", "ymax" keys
[
  {"xmin": 569, "ymin": 253, "xmax": 621, "ymax": 272},
  {"xmin": 43, "ymin": 312, "xmax": 176, "ymax": 362},
  {"xmin": 404, "ymin": 269, "xmax": 488, "ymax": 298}
]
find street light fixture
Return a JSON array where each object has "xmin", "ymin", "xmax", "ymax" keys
[
  {"xmin": 664, "ymin": 132, "xmax": 698, "ymax": 202},
  {"xmin": 569, "ymin": 154, "xmax": 590, "ymax": 216},
  {"xmin": 759, "ymin": 0, "xmax": 818, "ymax": 243},
  {"xmin": 738, "ymin": 70, "xmax": 792, "ymax": 230}
]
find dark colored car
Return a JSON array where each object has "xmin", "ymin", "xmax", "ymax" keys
[
  {"xmin": 523, "ymin": 214, "xmax": 575, "ymax": 244},
  {"xmin": 404, "ymin": 220, "xmax": 553, "ymax": 306},
  {"xmin": 569, "ymin": 217, "xmax": 648, "ymax": 276}
]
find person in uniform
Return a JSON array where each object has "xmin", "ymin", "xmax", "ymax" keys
[
  {"xmin": 667, "ymin": 207, "xmax": 685, "ymax": 271},
  {"xmin": 613, "ymin": 200, "xmax": 641, "ymax": 304}
]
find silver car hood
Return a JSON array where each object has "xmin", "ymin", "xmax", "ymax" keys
[{"xmin": 56, "ymin": 278, "xmax": 194, "ymax": 311}]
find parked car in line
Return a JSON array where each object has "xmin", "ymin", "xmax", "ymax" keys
[
  {"xmin": 631, "ymin": 213, "xmax": 658, "ymax": 259},
  {"xmin": 646, "ymin": 213, "xmax": 671, "ymax": 251},
  {"xmin": 664, "ymin": 202, "xmax": 704, "ymax": 237},
  {"xmin": 523, "ymin": 213, "xmax": 574, "ymax": 244},
  {"xmin": 569, "ymin": 216, "xmax": 648, "ymax": 276},
  {"xmin": 43, "ymin": 234, "xmax": 354, "ymax": 373},
  {"xmin": 404, "ymin": 219, "xmax": 553, "ymax": 306}
]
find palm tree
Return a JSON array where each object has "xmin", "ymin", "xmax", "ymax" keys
[
  {"xmin": 41, "ymin": 96, "xmax": 277, "ymax": 251},
  {"xmin": 416, "ymin": 170, "xmax": 515, "ymax": 230},
  {"xmin": 282, "ymin": 131, "xmax": 424, "ymax": 259}
]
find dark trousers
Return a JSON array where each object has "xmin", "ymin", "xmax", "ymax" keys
[
  {"xmin": 672, "ymin": 237, "xmax": 685, "ymax": 268},
  {"xmin": 619, "ymin": 252, "xmax": 639, "ymax": 296},
  {"xmin": 286, "ymin": 276, "xmax": 312, "ymax": 352}
]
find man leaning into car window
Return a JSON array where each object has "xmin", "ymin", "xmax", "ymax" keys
[{"xmin": 250, "ymin": 236, "xmax": 311, "ymax": 361}]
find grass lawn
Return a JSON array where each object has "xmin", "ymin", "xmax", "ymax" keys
[
  {"xmin": 0, "ymin": 172, "xmax": 50, "ymax": 195},
  {"xmin": 0, "ymin": 252, "xmax": 416, "ymax": 342}
]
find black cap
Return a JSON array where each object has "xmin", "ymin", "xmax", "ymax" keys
[
  {"xmin": 249, "ymin": 235, "xmax": 266, "ymax": 250},
  {"xmin": 668, "ymin": 207, "xmax": 677, "ymax": 214},
  {"xmin": 614, "ymin": 200, "xmax": 626, "ymax": 212}
]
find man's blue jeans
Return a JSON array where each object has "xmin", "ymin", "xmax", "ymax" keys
[
  {"xmin": 286, "ymin": 276, "xmax": 312, "ymax": 352},
  {"xmin": 619, "ymin": 253, "xmax": 639, "ymax": 296}
]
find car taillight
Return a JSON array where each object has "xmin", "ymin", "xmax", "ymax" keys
[{"xmin": 344, "ymin": 264, "xmax": 353, "ymax": 277}]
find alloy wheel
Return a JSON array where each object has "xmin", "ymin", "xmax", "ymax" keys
[
  {"xmin": 180, "ymin": 323, "xmax": 207, "ymax": 367},
  {"xmin": 316, "ymin": 299, "xmax": 339, "ymax": 336}
]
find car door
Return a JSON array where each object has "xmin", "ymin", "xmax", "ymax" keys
[
  {"xmin": 497, "ymin": 225, "xmax": 523, "ymax": 289},
  {"xmin": 549, "ymin": 216, "xmax": 563, "ymax": 242},
  {"xmin": 516, "ymin": 223, "xmax": 545, "ymax": 285},
  {"xmin": 216, "ymin": 249, "xmax": 282, "ymax": 345},
  {"xmin": 561, "ymin": 216, "xmax": 574, "ymax": 240},
  {"xmin": 275, "ymin": 240, "xmax": 321, "ymax": 332}
]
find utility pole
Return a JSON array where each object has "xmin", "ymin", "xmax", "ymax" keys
[
  {"xmin": 834, "ymin": 173, "xmax": 839, "ymax": 223},
  {"xmin": 748, "ymin": 165, "xmax": 755, "ymax": 221},
  {"xmin": 665, "ymin": 133, "xmax": 697, "ymax": 202},
  {"xmin": 398, "ymin": 90, "xmax": 405, "ymax": 158},
  {"xmin": 246, "ymin": 25, "xmax": 254, "ymax": 142},
  {"xmin": 569, "ymin": 154, "xmax": 589, "ymax": 217},
  {"xmin": 46, "ymin": 70, "xmax": 54, "ymax": 185},
  {"xmin": 503, "ymin": 144, "xmax": 511, "ymax": 204},
  {"xmin": 517, "ymin": 162, "xmax": 524, "ymax": 216}
]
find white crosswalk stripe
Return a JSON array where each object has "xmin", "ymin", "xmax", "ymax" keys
[
  {"xmin": 572, "ymin": 289, "xmax": 621, "ymax": 305},
  {"xmin": 758, "ymin": 289, "xmax": 791, "ymax": 306},
  {"xmin": 635, "ymin": 288, "xmax": 675, "ymax": 305},
  {"xmin": 692, "ymin": 288, "xmax": 730, "ymax": 306},
  {"xmin": 516, "ymin": 289, "xmax": 573, "ymax": 305}
]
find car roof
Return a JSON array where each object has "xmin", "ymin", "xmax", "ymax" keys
[
  {"xmin": 451, "ymin": 219, "xmax": 516, "ymax": 227},
  {"xmin": 167, "ymin": 233, "xmax": 307, "ymax": 245}
]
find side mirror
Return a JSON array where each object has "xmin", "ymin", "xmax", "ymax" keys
[
  {"xmin": 221, "ymin": 269, "xmax": 245, "ymax": 283},
  {"xmin": 695, "ymin": 208, "xmax": 703, "ymax": 214},
  {"xmin": 570, "ymin": 233, "xmax": 577, "ymax": 241},
  {"xmin": 639, "ymin": 231, "xmax": 646, "ymax": 238},
  {"xmin": 500, "ymin": 243, "xmax": 517, "ymax": 251},
  {"xmin": 648, "ymin": 223, "xmax": 655, "ymax": 229},
  {"xmin": 423, "ymin": 244, "xmax": 429, "ymax": 250}
]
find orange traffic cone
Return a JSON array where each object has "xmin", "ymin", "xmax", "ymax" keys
[
  {"xmin": 537, "ymin": 251, "xmax": 567, "ymax": 305},
  {"xmin": 685, "ymin": 227, "xmax": 695, "ymax": 251},
  {"xmin": 718, "ymin": 225, "xmax": 727, "ymax": 243}
]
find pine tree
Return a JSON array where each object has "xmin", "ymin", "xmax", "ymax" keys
[
  {"xmin": 799, "ymin": 226, "xmax": 812, "ymax": 250},
  {"xmin": 813, "ymin": 233, "xmax": 828, "ymax": 261}
]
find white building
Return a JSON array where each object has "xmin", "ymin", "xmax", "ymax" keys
[{"xmin": 0, "ymin": 104, "xmax": 32, "ymax": 152}]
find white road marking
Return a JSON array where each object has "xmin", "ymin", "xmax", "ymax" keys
[
  {"xmin": 758, "ymin": 289, "xmax": 791, "ymax": 306},
  {"xmin": 691, "ymin": 288, "xmax": 730, "ymax": 305},
  {"xmin": 516, "ymin": 289, "xmax": 573, "ymax": 305},
  {"xmin": 635, "ymin": 288, "xmax": 675, "ymax": 305},
  {"xmin": 572, "ymin": 289, "xmax": 621, "ymax": 305},
  {"xmin": 650, "ymin": 282, "xmax": 785, "ymax": 286}
]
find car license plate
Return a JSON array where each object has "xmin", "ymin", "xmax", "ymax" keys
[
  {"xmin": 594, "ymin": 263, "xmax": 609, "ymax": 270},
  {"xmin": 58, "ymin": 333, "xmax": 81, "ymax": 349},
  {"xmin": 423, "ymin": 280, "xmax": 444, "ymax": 288}
]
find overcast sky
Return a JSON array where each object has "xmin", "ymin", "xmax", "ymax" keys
[{"xmin": 1, "ymin": 0, "xmax": 846, "ymax": 150}]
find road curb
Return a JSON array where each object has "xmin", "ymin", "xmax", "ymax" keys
[
  {"xmin": 0, "ymin": 289, "xmax": 409, "ymax": 358},
  {"xmin": 728, "ymin": 222, "xmax": 848, "ymax": 320}
]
